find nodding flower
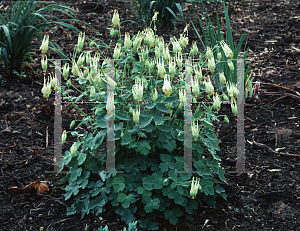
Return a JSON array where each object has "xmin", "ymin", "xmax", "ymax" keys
[
  {"xmin": 220, "ymin": 40, "xmax": 233, "ymax": 59},
  {"xmin": 41, "ymin": 77, "xmax": 51, "ymax": 98},
  {"xmin": 77, "ymin": 32, "xmax": 85, "ymax": 52},
  {"xmin": 152, "ymin": 11, "xmax": 159, "ymax": 21},
  {"xmin": 208, "ymin": 57, "xmax": 216, "ymax": 73},
  {"xmin": 132, "ymin": 106, "xmax": 141, "ymax": 125},
  {"xmin": 190, "ymin": 177, "xmax": 201, "ymax": 199},
  {"xmin": 132, "ymin": 78, "xmax": 144, "ymax": 102},
  {"xmin": 112, "ymin": 9, "xmax": 120, "ymax": 27},
  {"xmin": 157, "ymin": 58, "xmax": 166, "ymax": 78},
  {"xmin": 40, "ymin": 35, "xmax": 49, "ymax": 54},
  {"xmin": 162, "ymin": 75, "xmax": 172, "ymax": 97},
  {"xmin": 124, "ymin": 32, "xmax": 132, "ymax": 48}
]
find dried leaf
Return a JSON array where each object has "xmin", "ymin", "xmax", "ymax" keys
[
  {"xmin": 8, "ymin": 186, "xmax": 22, "ymax": 193},
  {"xmin": 9, "ymin": 180, "xmax": 49, "ymax": 194}
]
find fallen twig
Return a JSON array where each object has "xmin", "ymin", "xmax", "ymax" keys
[
  {"xmin": 261, "ymin": 82, "xmax": 300, "ymax": 97},
  {"xmin": 252, "ymin": 138, "xmax": 300, "ymax": 158}
]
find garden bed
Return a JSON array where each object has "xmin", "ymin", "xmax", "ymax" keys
[{"xmin": 0, "ymin": 0, "xmax": 300, "ymax": 230}]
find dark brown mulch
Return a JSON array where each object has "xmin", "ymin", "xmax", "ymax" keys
[{"xmin": 0, "ymin": 0, "xmax": 300, "ymax": 230}]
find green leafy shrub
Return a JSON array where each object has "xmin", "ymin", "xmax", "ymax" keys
[
  {"xmin": 51, "ymin": 12, "xmax": 241, "ymax": 230},
  {"xmin": 0, "ymin": 0, "xmax": 78, "ymax": 74}
]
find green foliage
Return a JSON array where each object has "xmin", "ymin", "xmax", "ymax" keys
[
  {"xmin": 0, "ymin": 0, "xmax": 79, "ymax": 73},
  {"xmin": 190, "ymin": 1, "xmax": 251, "ymax": 94},
  {"xmin": 54, "ymin": 16, "xmax": 235, "ymax": 229},
  {"xmin": 120, "ymin": 0, "xmax": 185, "ymax": 29}
]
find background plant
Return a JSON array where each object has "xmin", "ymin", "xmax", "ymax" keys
[
  {"xmin": 190, "ymin": 1, "xmax": 251, "ymax": 96},
  {"xmin": 0, "ymin": 0, "xmax": 79, "ymax": 74},
  {"xmin": 52, "ymin": 14, "xmax": 241, "ymax": 230},
  {"xmin": 119, "ymin": 0, "xmax": 227, "ymax": 29},
  {"xmin": 120, "ymin": 0, "xmax": 185, "ymax": 29}
]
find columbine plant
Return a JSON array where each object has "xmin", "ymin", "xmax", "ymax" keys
[{"xmin": 52, "ymin": 11, "xmax": 243, "ymax": 230}]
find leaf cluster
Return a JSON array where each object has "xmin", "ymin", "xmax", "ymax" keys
[{"xmin": 0, "ymin": 0, "xmax": 79, "ymax": 74}]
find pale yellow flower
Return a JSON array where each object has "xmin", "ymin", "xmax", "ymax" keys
[
  {"xmin": 220, "ymin": 40, "xmax": 233, "ymax": 59},
  {"xmin": 112, "ymin": 9, "xmax": 120, "ymax": 26},
  {"xmin": 190, "ymin": 177, "xmax": 201, "ymax": 199},
  {"xmin": 40, "ymin": 35, "xmax": 49, "ymax": 54},
  {"xmin": 152, "ymin": 11, "xmax": 159, "ymax": 21},
  {"xmin": 162, "ymin": 75, "xmax": 172, "ymax": 96}
]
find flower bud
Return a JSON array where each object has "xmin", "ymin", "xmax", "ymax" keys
[
  {"xmin": 224, "ymin": 115, "xmax": 229, "ymax": 124},
  {"xmin": 152, "ymin": 88, "xmax": 158, "ymax": 102},
  {"xmin": 206, "ymin": 47, "xmax": 213, "ymax": 59},
  {"xmin": 70, "ymin": 120, "xmax": 76, "ymax": 129},
  {"xmin": 223, "ymin": 93, "xmax": 229, "ymax": 101},
  {"xmin": 208, "ymin": 57, "xmax": 215, "ymax": 73},
  {"xmin": 67, "ymin": 79, "xmax": 71, "ymax": 87},
  {"xmin": 89, "ymin": 41, "xmax": 96, "ymax": 48},
  {"xmin": 219, "ymin": 72, "xmax": 226, "ymax": 84},
  {"xmin": 217, "ymin": 52, "xmax": 222, "ymax": 61},
  {"xmin": 191, "ymin": 120, "xmax": 199, "ymax": 141},
  {"xmin": 90, "ymin": 86, "xmax": 96, "ymax": 99},
  {"xmin": 95, "ymin": 108, "xmax": 101, "ymax": 115},
  {"xmin": 228, "ymin": 59, "xmax": 234, "ymax": 72},
  {"xmin": 231, "ymin": 101, "xmax": 237, "ymax": 116},
  {"xmin": 110, "ymin": 28, "xmax": 116, "ymax": 37},
  {"xmin": 70, "ymin": 142, "xmax": 78, "ymax": 156},
  {"xmin": 62, "ymin": 63, "xmax": 69, "ymax": 79},
  {"xmin": 83, "ymin": 68, "xmax": 89, "ymax": 78},
  {"xmin": 62, "ymin": 130, "xmax": 67, "ymax": 145},
  {"xmin": 41, "ymin": 54, "xmax": 47, "ymax": 72}
]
